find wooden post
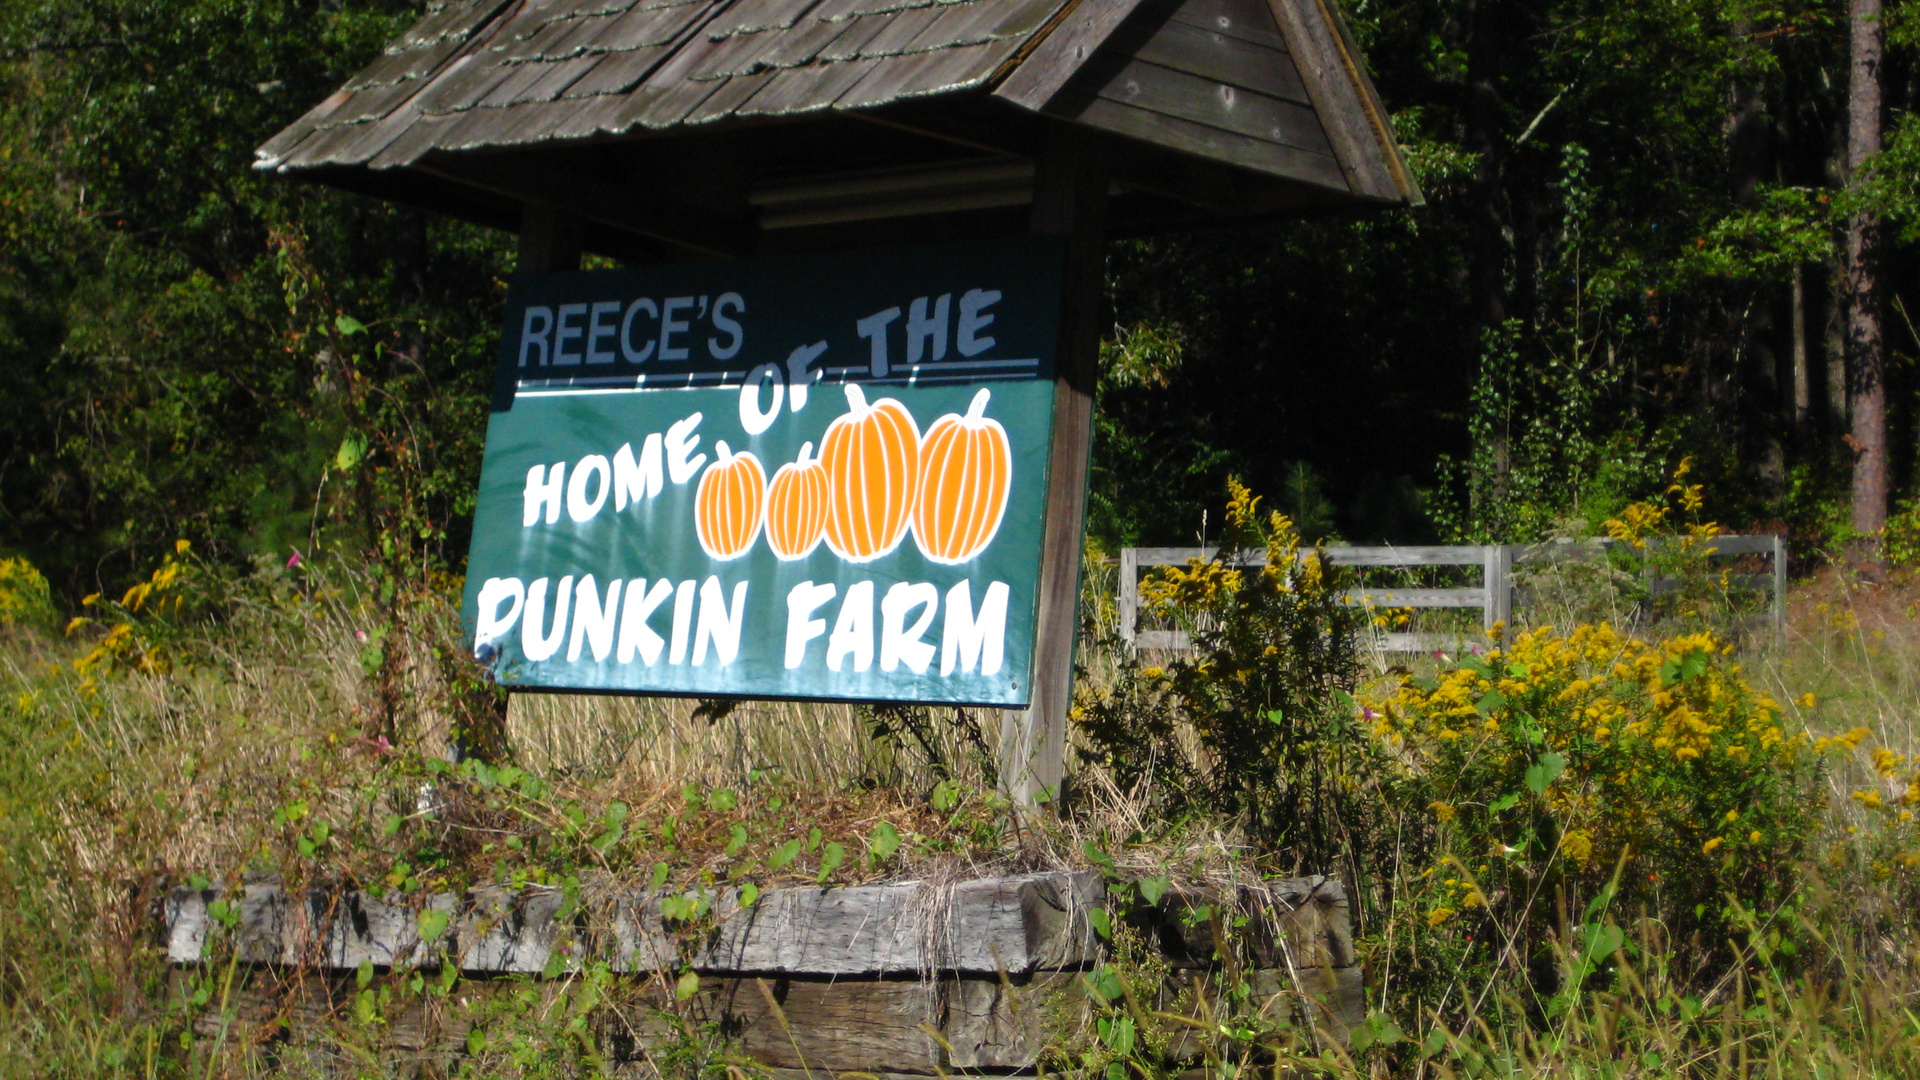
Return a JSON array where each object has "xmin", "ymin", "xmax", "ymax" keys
[
  {"xmin": 486, "ymin": 201, "xmax": 584, "ymax": 763},
  {"xmin": 1117, "ymin": 546, "xmax": 1139, "ymax": 645},
  {"xmin": 1481, "ymin": 545, "xmax": 1511, "ymax": 633},
  {"xmin": 1771, "ymin": 534, "xmax": 1788, "ymax": 644},
  {"xmin": 518, "ymin": 202, "xmax": 583, "ymax": 273},
  {"xmin": 999, "ymin": 126, "xmax": 1107, "ymax": 807}
]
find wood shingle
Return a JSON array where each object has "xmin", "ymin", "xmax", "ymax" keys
[{"xmin": 259, "ymin": 0, "xmax": 1418, "ymax": 257}]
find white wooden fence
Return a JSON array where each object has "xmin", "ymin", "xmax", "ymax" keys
[{"xmin": 1117, "ymin": 536, "xmax": 1787, "ymax": 653}]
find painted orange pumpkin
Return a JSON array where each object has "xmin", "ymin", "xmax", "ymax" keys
[
  {"xmin": 913, "ymin": 388, "xmax": 1012, "ymax": 564},
  {"xmin": 764, "ymin": 441, "xmax": 830, "ymax": 560},
  {"xmin": 821, "ymin": 383, "xmax": 921, "ymax": 563},
  {"xmin": 694, "ymin": 440, "xmax": 766, "ymax": 560}
]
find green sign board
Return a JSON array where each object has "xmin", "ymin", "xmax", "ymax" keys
[{"xmin": 461, "ymin": 238, "xmax": 1066, "ymax": 707}]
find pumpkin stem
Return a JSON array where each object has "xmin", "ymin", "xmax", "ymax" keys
[
  {"xmin": 844, "ymin": 382, "xmax": 869, "ymax": 414},
  {"xmin": 715, "ymin": 440, "xmax": 732, "ymax": 461},
  {"xmin": 796, "ymin": 441, "xmax": 814, "ymax": 465},
  {"xmin": 965, "ymin": 387, "xmax": 990, "ymax": 421}
]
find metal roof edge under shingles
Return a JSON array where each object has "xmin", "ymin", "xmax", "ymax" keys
[{"xmin": 255, "ymin": 0, "xmax": 1418, "ymax": 209}]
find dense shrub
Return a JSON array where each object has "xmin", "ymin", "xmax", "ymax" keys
[
  {"xmin": 1375, "ymin": 624, "xmax": 1821, "ymax": 986},
  {"xmin": 0, "ymin": 556, "xmax": 51, "ymax": 629},
  {"xmin": 1076, "ymin": 479, "xmax": 1380, "ymax": 877}
]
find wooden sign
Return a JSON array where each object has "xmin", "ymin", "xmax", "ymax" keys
[{"xmin": 462, "ymin": 239, "xmax": 1067, "ymax": 707}]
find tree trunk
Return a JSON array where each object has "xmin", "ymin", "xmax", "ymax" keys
[
  {"xmin": 1729, "ymin": 24, "xmax": 1785, "ymax": 489},
  {"xmin": 1464, "ymin": 0, "xmax": 1511, "ymax": 498},
  {"xmin": 1464, "ymin": 0, "xmax": 1507, "ymax": 334},
  {"xmin": 1792, "ymin": 263, "xmax": 1810, "ymax": 440},
  {"xmin": 1846, "ymin": 0, "xmax": 1888, "ymax": 539}
]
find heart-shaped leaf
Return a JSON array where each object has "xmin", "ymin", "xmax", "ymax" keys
[
  {"xmin": 1525, "ymin": 752, "xmax": 1567, "ymax": 795},
  {"xmin": 1137, "ymin": 875, "xmax": 1171, "ymax": 907},
  {"xmin": 1088, "ymin": 907, "xmax": 1113, "ymax": 940},
  {"xmin": 417, "ymin": 908, "xmax": 450, "ymax": 943}
]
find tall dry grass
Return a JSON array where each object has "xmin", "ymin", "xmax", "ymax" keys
[{"xmin": 1, "ymin": 548, "xmax": 1918, "ymax": 1077}]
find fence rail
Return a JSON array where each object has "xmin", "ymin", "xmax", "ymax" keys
[{"xmin": 1118, "ymin": 536, "xmax": 1785, "ymax": 653}]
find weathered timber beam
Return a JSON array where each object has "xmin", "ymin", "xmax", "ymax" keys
[
  {"xmin": 418, "ymin": 154, "xmax": 755, "ymax": 260},
  {"xmin": 164, "ymin": 871, "xmax": 1104, "ymax": 976},
  {"xmin": 168, "ymin": 874, "xmax": 1367, "ymax": 1063},
  {"xmin": 1002, "ymin": 122, "xmax": 1108, "ymax": 806},
  {"xmin": 994, "ymin": 0, "xmax": 1158, "ymax": 112},
  {"xmin": 615, "ymin": 870, "xmax": 1105, "ymax": 975},
  {"xmin": 181, "ymin": 962, "xmax": 1363, "ymax": 1070},
  {"xmin": 517, "ymin": 202, "xmax": 582, "ymax": 273},
  {"xmin": 162, "ymin": 873, "xmax": 1356, "ymax": 982}
]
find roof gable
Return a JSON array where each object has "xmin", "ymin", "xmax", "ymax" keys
[
  {"xmin": 257, "ymin": 0, "xmax": 1071, "ymax": 173},
  {"xmin": 255, "ymin": 0, "xmax": 1416, "ymax": 254},
  {"xmin": 1031, "ymin": 0, "xmax": 1345, "ymax": 192}
]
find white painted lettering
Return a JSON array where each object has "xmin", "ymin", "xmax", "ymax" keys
[
  {"xmin": 668, "ymin": 579, "xmax": 696, "ymax": 664},
  {"xmin": 856, "ymin": 307, "xmax": 901, "ymax": 377},
  {"xmin": 567, "ymin": 575, "xmax": 621, "ymax": 662},
  {"xmin": 881, "ymin": 581, "xmax": 939, "ymax": 673},
  {"xmin": 519, "ymin": 306, "xmax": 554, "ymax": 367},
  {"xmin": 586, "ymin": 300, "xmax": 621, "ymax": 364},
  {"xmin": 693, "ymin": 577, "xmax": 748, "ymax": 667},
  {"xmin": 566, "ymin": 454, "xmax": 610, "ymax": 522},
  {"xmin": 613, "ymin": 434, "xmax": 665, "ymax": 509},
  {"xmin": 617, "ymin": 578, "xmax": 674, "ymax": 665},
  {"xmin": 905, "ymin": 294, "xmax": 950, "ymax": 364},
  {"xmin": 521, "ymin": 575, "xmax": 573, "ymax": 662},
  {"xmin": 785, "ymin": 340, "xmax": 827, "ymax": 411},
  {"xmin": 666, "ymin": 413, "xmax": 706, "ymax": 484},
  {"xmin": 523, "ymin": 462, "xmax": 565, "ymax": 527},
  {"xmin": 621, "ymin": 298, "xmax": 658, "ymax": 363},
  {"xmin": 708, "ymin": 292, "xmax": 745, "ymax": 359},
  {"xmin": 553, "ymin": 303, "xmax": 587, "ymax": 365},
  {"xmin": 827, "ymin": 580, "xmax": 875, "ymax": 672},
  {"xmin": 659, "ymin": 297, "xmax": 694, "ymax": 360},
  {"xmin": 473, "ymin": 577, "xmax": 525, "ymax": 648},
  {"xmin": 739, "ymin": 363, "xmax": 785, "ymax": 435},
  {"xmin": 784, "ymin": 581, "xmax": 836, "ymax": 669},
  {"xmin": 957, "ymin": 289, "xmax": 1000, "ymax": 357},
  {"xmin": 941, "ymin": 580, "xmax": 1008, "ymax": 676}
]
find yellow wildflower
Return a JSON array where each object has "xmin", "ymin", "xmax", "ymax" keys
[{"xmin": 1562, "ymin": 830, "xmax": 1594, "ymax": 865}]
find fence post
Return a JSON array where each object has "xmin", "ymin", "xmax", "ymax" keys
[
  {"xmin": 1118, "ymin": 547, "xmax": 1138, "ymax": 645},
  {"xmin": 1771, "ymin": 534, "xmax": 1787, "ymax": 645},
  {"xmin": 1482, "ymin": 545, "xmax": 1512, "ymax": 633}
]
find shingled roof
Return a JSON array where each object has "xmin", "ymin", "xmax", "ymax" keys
[{"xmin": 260, "ymin": 0, "xmax": 1417, "ymax": 256}]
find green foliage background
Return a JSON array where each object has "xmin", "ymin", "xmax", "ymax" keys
[
  {"xmin": 0, "ymin": 0, "xmax": 510, "ymax": 596},
  {"xmin": 0, "ymin": 0, "xmax": 1914, "ymax": 591}
]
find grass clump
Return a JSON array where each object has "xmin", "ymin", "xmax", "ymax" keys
[
  {"xmin": 1, "ymin": 473, "xmax": 1919, "ymax": 1077},
  {"xmin": 1377, "ymin": 623, "xmax": 1820, "ymax": 983}
]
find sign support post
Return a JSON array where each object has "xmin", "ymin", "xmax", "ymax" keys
[
  {"xmin": 1000, "ymin": 127, "xmax": 1108, "ymax": 807},
  {"xmin": 518, "ymin": 204, "xmax": 583, "ymax": 274}
]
